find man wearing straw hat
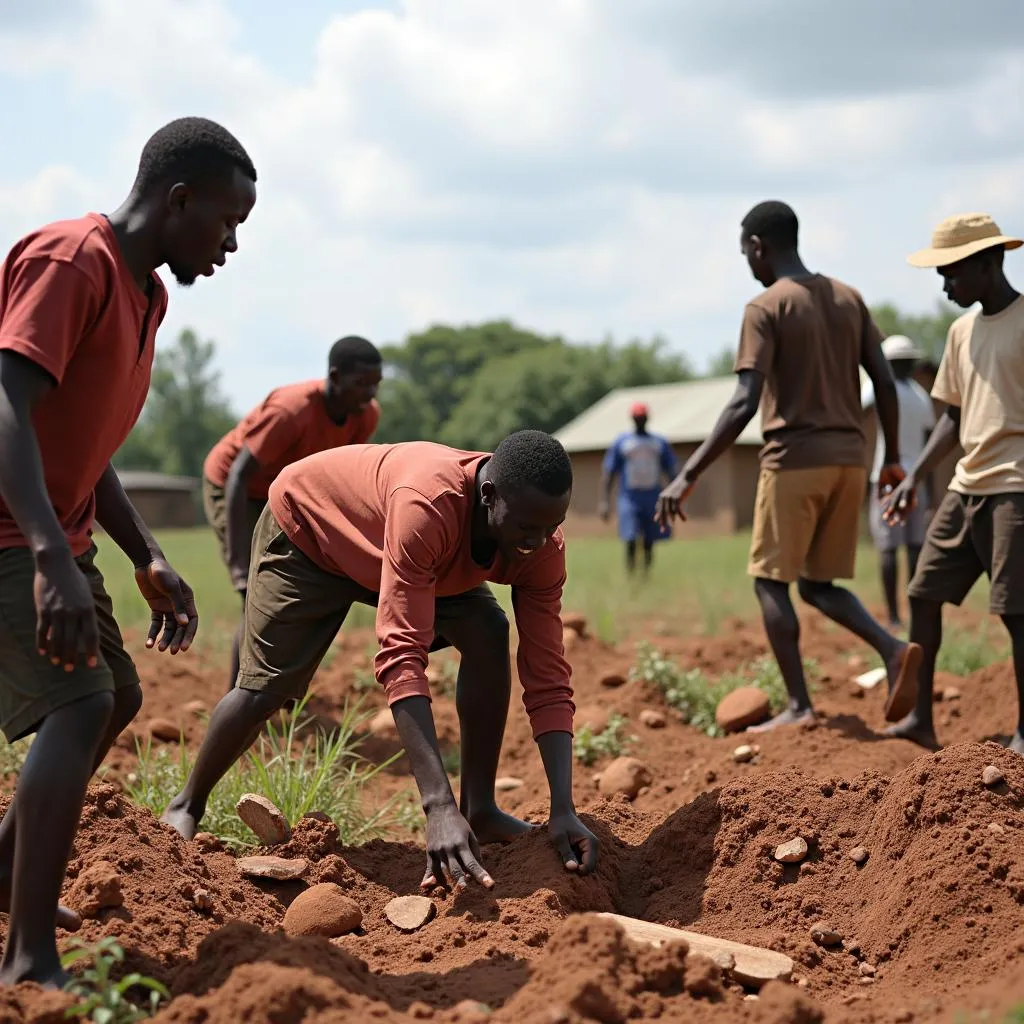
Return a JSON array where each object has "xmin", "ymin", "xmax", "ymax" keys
[
  {"xmin": 861, "ymin": 334, "xmax": 936, "ymax": 629},
  {"xmin": 886, "ymin": 213, "xmax": 1024, "ymax": 755}
]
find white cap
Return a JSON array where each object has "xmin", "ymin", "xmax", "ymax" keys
[{"xmin": 881, "ymin": 335, "xmax": 923, "ymax": 362}]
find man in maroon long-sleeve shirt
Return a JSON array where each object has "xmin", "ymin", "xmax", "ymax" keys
[{"xmin": 163, "ymin": 430, "xmax": 598, "ymax": 887}]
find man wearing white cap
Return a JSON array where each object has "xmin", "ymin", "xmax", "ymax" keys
[
  {"xmin": 886, "ymin": 213, "xmax": 1024, "ymax": 755},
  {"xmin": 861, "ymin": 335, "xmax": 935, "ymax": 628}
]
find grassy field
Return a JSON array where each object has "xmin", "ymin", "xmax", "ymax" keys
[{"xmin": 94, "ymin": 525, "xmax": 995, "ymax": 649}]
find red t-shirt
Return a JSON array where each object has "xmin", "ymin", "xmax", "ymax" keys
[
  {"xmin": 203, "ymin": 380, "xmax": 380, "ymax": 499},
  {"xmin": 0, "ymin": 214, "xmax": 167, "ymax": 555},
  {"xmin": 269, "ymin": 442, "xmax": 574, "ymax": 738}
]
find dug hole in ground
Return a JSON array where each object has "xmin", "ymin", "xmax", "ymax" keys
[{"xmin": 1, "ymin": 608, "xmax": 1023, "ymax": 1023}]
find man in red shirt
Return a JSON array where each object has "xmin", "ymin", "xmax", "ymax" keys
[
  {"xmin": 0, "ymin": 117, "xmax": 257, "ymax": 986},
  {"xmin": 164, "ymin": 431, "xmax": 598, "ymax": 887},
  {"xmin": 202, "ymin": 335, "xmax": 382, "ymax": 689}
]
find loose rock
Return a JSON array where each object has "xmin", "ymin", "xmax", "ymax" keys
[
  {"xmin": 639, "ymin": 708, "xmax": 667, "ymax": 729},
  {"xmin": 235, "ymin": 793, "xmax": 291, "ymax": 845},
  {"xmin": 561, "ymin": 613, "xmax": 588, "ymax": 637},
  {"xmin": 384, "ymin": 895, "xmax": 436, "ymax": 932},
  {"xmin": 282, "ymin": 883, "xmax": 362, "ymax": 937},
  {"xmin": 147, "ymin": 718, "xmax": 181, "ymax": 743},
  {"xmin": 715, "ymin": 687, "xmax": 770, "ymax": 732},
  {"xmin": 982, "ymin": 765, "xmax": 1005, "ymax": 788},
  {"xmin": 183, "ymin": 700, "xmax": 207, "ymax": 716},
  {"xmin": 600, "ymin": 672, "xmax": 627, "ymax": 688},
  {"xmin": 859, "ymin": 963, "xmax": 876, "ymax": 977},
  {"xmin": 236, "ymin": 855, "xmax": 308, "ymax": 881},
  {"xmin": 683, "ymin": 954, "xmax": 723, "ymax": 998},
  {"xmin": 942, "ymin": 686, "xmax": 961, "ymax": 702},
  {"xmin": 774, "ymin": 837, "xmax": 809, "ymax": 864},
  {"xmin": 849, "ymin": 846, "xmax": 869, "ymax": 865},
  {"xmin": 66, "ymin": 860, "xmax": 123, "ymax": 918},
  {"xmin": 988, "ymin": 822, "xmax": 1006, "ymax": 835},
  {"xmin": 732, "ymin": 744, "xmax": 756, "ymax": 764},
  {"xmin": 810, "ymin": 923, "xmax": 843, "ymax": 947},
  {"xmin": 598, "ymin": 757, "xmax": 653, "ymax": 800},
  {"xmin": 193, "ymin": 889, "xmax": 213, "ymax": 912},
  {"xmin": 495, "ymin": 776, "xmax": 524, "ymax": 792},
  {"xmin": 369, "ymin": 707, "xmax": 399, "ymax": 741}
]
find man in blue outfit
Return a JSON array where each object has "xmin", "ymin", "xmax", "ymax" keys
[{"xmin": 599, "ymin": 402, "xmax": 678, "ymax": 576}]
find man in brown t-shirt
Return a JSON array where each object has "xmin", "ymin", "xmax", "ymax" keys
[
  {"xmin": 0, "ymin": 117, "xmax": 256, "ymax": 987},
  {"xmin": 658, "ymin": 201, "xmax": 921, "ymax": 730},
  {"xmin": 886, "ymin": 213, "xmax": 1024, "ymax": 755},
  {"xmin": 163, "ymin": 431, "xmax": 599, "ymax": 888},
  {"xmin": 202, "ymin": 335, "xmax": 383, "ymax": 690}
]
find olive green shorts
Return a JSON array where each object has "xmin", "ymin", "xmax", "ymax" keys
[
  {"xmin": 201, "ymin": 476, "xmax": 268, "ymax": 568},
  {"xmin": 0, "ymin": 544, "xmax": 139, "ymax": 742},
  {"xmin": 238, "ymin": 506, "xmax": 506, "ymax": 701}
]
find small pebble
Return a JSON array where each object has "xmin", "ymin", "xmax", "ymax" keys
[
  {"xmin": 193, "ymin": 889, "xmax": 213, "ymax": 911},
  {"xmin": 732, "ymin": 744, "xmax": 756, "ymax": 764},
  {"xmin": 988, "ymin": 822, "xmax": 1006, "ymax": 835},
  {"xmin": 859, "ymin": 962, "xmax": 876, "ymax": 977},
  {"xmin": 810, "ymin": 922, "xmax": 842, "ymax": 947},
  {"xmin": 982, "ymin": 765, "xmax": 1005, "ymax": 788},
  {"xmin": 639, "ymin": 709, "xmax": 667, "ymax": 729},
  {"xmin": 849, "ymin": 846, "xmax": 869, "ymax": 865},
  {"xmin": 494, "ymin": 777, "xmax": 524, "ymax": 792},
  {"xmin": 774, "ymin": 837, "xmax": 809, "ymax": 864}
]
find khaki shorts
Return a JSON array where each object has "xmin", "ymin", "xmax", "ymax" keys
[
  {"xmin": 238, "ymin": 506, "xmax": 507, "ymax": 701},
  {"xmin": 202, "ymin": 476, "xmax": 267, "ymax": 568},
  {"xmin": 748, "ymin": 465, "xmax": 866, "ymax": 584},
  {"xmin": 908, "ymin": 490, "xmax": 1024, "ymax": 616},
  {"xmin": 0, "ymin": 544, "xmax": 139, "ymax": 742}
]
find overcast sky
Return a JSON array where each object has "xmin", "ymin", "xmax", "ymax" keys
[{"xmin": 2, "ymin": 0, "xmax": 1024, "ymax": 412}]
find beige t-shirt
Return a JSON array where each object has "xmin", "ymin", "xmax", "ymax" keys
[{"xmin": 933, "ymin": 295, "xmax": 1024, "ymax": 494}]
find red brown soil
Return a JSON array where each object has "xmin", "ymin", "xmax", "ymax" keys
[{"xmin": 2, "ymin": 604, "xmax": 1024, "ymax": 1021}]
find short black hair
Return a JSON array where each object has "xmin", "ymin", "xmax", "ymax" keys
[
  {"xmin": 329, "ymin": 335, "xmax": 382, "ymax": 372},
  {"xmin": 741, "ymin": 200, "xmax": 799, "ymax": 249},
  {"xmin": 490, "ymin": 430, "xmax": 573, "ymax": 497},
  {"xmin": 133, "ymin": 117, "xmax": 257, "ymax": 194}
]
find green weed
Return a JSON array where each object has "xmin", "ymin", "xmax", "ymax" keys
[
  {"xmin": 573, "ymin": 712, "xmax": 634, "ymax": 766},
  {"xmin": 937, "ymin": 625, "xmax": 1009, "ymax": 677},
  {"xmin": 62, "ymin": 937, "xmax": 168, "ymax": 1022}
]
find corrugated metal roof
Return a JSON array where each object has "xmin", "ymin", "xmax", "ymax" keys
[
  {"xmin": 554, "ymin": 377, "xmax": 764, "ymax": 453},
  {"xmin": 115, "ymin": 470, "xmax": 199, "ymax": 492}
]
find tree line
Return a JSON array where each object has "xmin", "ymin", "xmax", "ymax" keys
[{"xmin": 114, "ymin": 302, "xmax": 958, "ymax": 479}]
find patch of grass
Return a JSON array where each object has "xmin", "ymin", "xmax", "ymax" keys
[
  {"xmin": 937, "ymin": 625, "xmax": 1009, "ymax": 677},
  {"xmin": 62, "ymin": 936, "xmax": 168, "ymax": 1021},
  {"xmin": 630, "ymin": 643, "xmax": 808, "ymax": 738},
  {"xmin": 124, "ymin": 696, "xmax": 401, "ymax": 852},
  {"xmin": 442, "ymin": 744, "xmax": 461, "ymax": 777},
  {"xmin": 0, "ymin": 735, "xmax": 32, "ymax": 780},
  {"xmin": 573, "ymin": 712, "xmax": 634, "ymax": 766}
]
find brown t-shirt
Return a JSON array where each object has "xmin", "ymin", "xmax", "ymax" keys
[
  {"xmin": 734, "ymin": 274, "xmax": 881, "ymax": 470},
  {"xmin": 269, "ymin": 442, "xmax": 574, "ymax": 739},
  {"xmin": 0, "ymin": 214, "xmax": 167, "ymax": 555},
  {"xmin": 203, "ymin": 380, "xmax": 380, "ymax": 499}
]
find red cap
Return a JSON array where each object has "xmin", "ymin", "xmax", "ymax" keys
[{"xmin": 630, "ymin": 401, "xmax": 649, "ymax": 418}]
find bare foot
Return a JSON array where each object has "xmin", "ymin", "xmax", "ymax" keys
[
  {"xmin": 747, "ymin": 707, "xmax": 815, "ymax": 733},
  {"xmin": 468, "ymin": 806, "xmax": 537, "ymax": 844},
  {"xmin": 1007, "ymin": 732, "xmax": 1024, "ymax": 756},
  {"xmin": 884, "ymin": 712, "xmax": 940, "ymax": 750},
  {"xmin": 160, "ymin": 799, "xmax": 201, "ymax": 840},
  {"xmin": 884, "ymin": 642, "xmax": 922, "ymax": 723},
  {"xmin": 0, "ymin": 883, "xmax": 81, "ymax": 933}
]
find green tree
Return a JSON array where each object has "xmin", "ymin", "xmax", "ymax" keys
[
  {"xmin": 705, "ymin": 346, "xmax": 736, "ymax": 378},
  {"xmin": 114, "ymin": 329, "xmax": 236, "ymax": 478},
  {"xmin": 869, "ymin": 301, "xmax": 959, "ymax": 362}
]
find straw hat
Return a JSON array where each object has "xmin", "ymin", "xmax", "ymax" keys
[
  {"xmin": 907, "ymin": 213, "xmax": 1022, "ymax": 268},
  {"xmin": 881, "ymin": 335, "xmax": 923, "ymax": 362}
]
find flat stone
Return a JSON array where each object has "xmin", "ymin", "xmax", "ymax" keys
[
  {"xmin": 859, "ymin": 962, "xmax": 876, "ymax": 977},
  {"xmin": 495, "ymin": 777, "xmax": 524, "ymax": 792},
  {"xmin": 849, "ymin": 846, "xmax": 869, "ymax": 865},
  {"xmin": 732, "ymin": 744, "xmax": 756, "ymax": 764},
  {"xmin": 774, "ymin": 837, "xmax": 809, "ymax": 864},
  {"xmin": 283, "ymin": 883, "xmax": 362, "ymax": 937},
  {"xmin": 810, "ymin": 922, "xmax": 843, "ymax": 947},
  {"xmin": 147, "ymin": 718, "xmax": 181, "ymax": 743},
  {"xmin": 598, "ymin": 757, "xmax": 653, "ymax": 800},
  {"xmin": 982, "ymin": 765, "xmax": 1005, "ymax": 788},
  {"xmin": 639, "ymin": 708, "xmax": 667, "ymax": 729},
  {"xmin": 236, "ymin": 856, "xmax": 309, "ymax": 881},
  {"xmin": 384, "ymin": 895, "xmax": 436, "ymax": 932},
  {"xmin": 715, "ymin": 687, "xmax": 770, "ymax": 733},
  {"xmin": 235, "ymin": 793, "xmax": 291, "ymax": 845},
  {"xmin": 600, "ymin": 673, "xmax": 627, "ymax": 688}
]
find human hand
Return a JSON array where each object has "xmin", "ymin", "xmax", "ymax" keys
[
  {"xmin": 420, "ymin": 801, "xmax": 494, "ymax": 891},
  {"xmin": 229, "ymin": 561, "xmax": 249, "ymax": 593},
  {"xmin": 549, "ymin": 809, "xmax": 598, "ymax": 874},
  {"xmin": 135, "ymin": 559, "xmax": 199, "ymax": 654},
  {"xmin": 655, "ymin": 473, "xmax": 696, "ymax": 527},
  {"xmin": 597, "ymin": 500, "xmax": 610, "ymax": 523},
  {"xmin": 882, "ymin": 475, "xmax": 917, "ymax": 526},
  {"xmin": 878, "ymin": 462, "xmax": 906, "ymax": 499},
  {"xmin": 33, "ymin": 547, "xmax": 99, "ymax": 671}
]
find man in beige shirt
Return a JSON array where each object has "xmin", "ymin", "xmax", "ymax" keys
[{"xmin": 886, "ymin": 213, "xmax": 1024, "ymax": 755}]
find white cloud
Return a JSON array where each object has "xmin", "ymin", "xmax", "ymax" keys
[{"xmin": 1, "ymin": 0, "xmax": 1024, "ymax": 410}]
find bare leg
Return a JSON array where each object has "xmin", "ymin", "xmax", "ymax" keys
[
  {"xmin": 0, "ymin": 683, "xmax": 141, "ymax": 932},
  {"xmin": 999, "ymin": 614, "xmax": 1024, "ymax": 755},
  {"xmin": 161, "ymin": 688, "xmax": 285, "ymax": 839},
  {"xmin": 0, "ymin": 691, "xmax": 114, "ymax": 987},
  {"xmin": 885, "ymin": 597, "xmax": 942, "ymax": 749},
  {"xmin": 880, "ymin": 550, "xmax": 901, "ymax": 629},
  {"xmin": 747, "ymin": 578, "xmax": 815, "ymax": 732}
]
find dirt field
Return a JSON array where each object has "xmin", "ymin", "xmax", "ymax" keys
[{"xmin": 2, "ymin": 604, "xmax": 1023, "ymax": 1023}]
